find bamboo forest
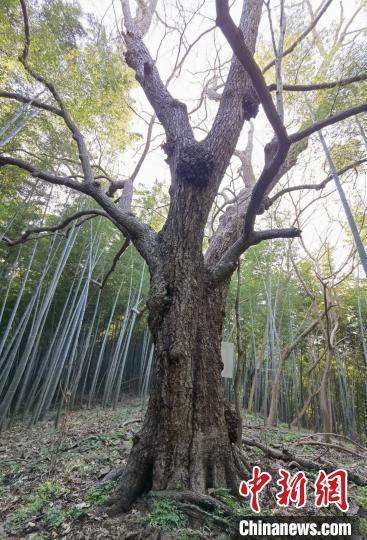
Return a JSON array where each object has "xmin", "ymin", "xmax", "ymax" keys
[{"xmin": 1, "ymin": 0, "xmax": 367, "ymax": 538}]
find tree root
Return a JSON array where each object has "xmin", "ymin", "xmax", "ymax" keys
[
  {"xmin": 179, "ymin": 502, "xmax": 230, "ymax": 528},
  {"xmin": 242, "ymin": 437, "xmax": 367, "ymax": 485},
  {"xmin": 147, "ymin": 490, "xmax": 239, "ymax": 537},
  {"xmin": 105, "ymin": 438, "xmax": 153, "ymax": 516},
  {"xmin": 148, "ymin": 490, "xmax": 234, "ymax": 518}
]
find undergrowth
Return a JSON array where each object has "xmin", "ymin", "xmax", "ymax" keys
[{"xmin": 149, "ymin": 497, "xmax": 188, "ymax": 531}]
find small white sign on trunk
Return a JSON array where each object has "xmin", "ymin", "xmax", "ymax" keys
[{"xmin": 221, "ymin": 341, "xmax": 234, "ymax": 378}]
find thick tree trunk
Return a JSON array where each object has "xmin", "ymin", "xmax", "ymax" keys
[
  {"xmin": 109, "ymin": 170, "xmax": 243, "ymax": 512},
  {"xmin": 109, "ymin": 271, "xmax": 240, "ymax": 512}
]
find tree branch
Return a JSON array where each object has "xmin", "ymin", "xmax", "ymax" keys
[
  {"xmin": 281, "ymin": 315, "xmax": 323, "ymax": 363},
  {"xmin": 204, "ymin": 0, "xmax": 263, "ymax": 178},
  {"xmin": 99, "ymin": 238, "xmax": 131, "ymax": 289},
  {"xmin": 215, "ymin": 0, "xmax": 293, "ymax": 246},
  {"xmin": 268, "ymin": 72, "xmax": 367, "ymax": 92},
  {"xmin": 216, "ymin": 0, "xmax": 288, "ymax": 144},
  {"xmin": 2, "ymin": 210, "xmax": 109, "ymax": 246},
  {"xmin": 289, "ymin": 103, "xmax": 367, "ymax": 143},
  {"xmin": 205, "ymin": 138, "xmax": 308, "ymax": 268},
  {"xmin": 215, "ymin": 0, "xmax": 293, "ymax": 258},
  {"xmin": 211, "ymin": 227, "xmax": 301, "ymax": 282},
  {"xmin": 120, "ymin": 0, "xmax": 192, "ymax": 143},
  {"xmin": 1, "ymin": 1, "xmax": 159, "ymax": 268},
  {"xmin": 0, "ymin": 91, "xmax": 63, "ymax": 116},
  {"xmin": 106, "ymin": 114, "xmax": 156, "ymax": 198},
  {"xmin": 18, "ymin": 0, "xmax": 94, "ymax": 183},
  {"xmin": 267, "ymin": 158, "xmax": 367, "ymax": 208},
  {"xmin": 211, "ymin": 0, "xmax": 365, "ymax": 286},
  {"xmin": 0, "ymin": 154, "xmax": 86, "ymax": 191},
  {"xmin": 0, "ymin": 154, "xmax": 158, "ymax": 268},
  {"xmin": 249, "ymin": 227, "xmax": 302, "ymax": 246}
]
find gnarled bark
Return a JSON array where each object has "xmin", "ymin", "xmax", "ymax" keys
[{"xmin": 109, "ymin": 254, "xmax": 241, "ymax": 513}]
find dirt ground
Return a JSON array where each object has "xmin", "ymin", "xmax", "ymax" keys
[{"xmin": 1, "ymin": 398, "xmax": 367, "ymax": 539}]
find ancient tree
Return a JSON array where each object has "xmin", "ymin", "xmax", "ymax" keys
[{"xmin": 1, "ymin": 0, "xmax": 366, "ymax": 512}]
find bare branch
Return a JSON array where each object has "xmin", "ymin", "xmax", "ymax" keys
[
  {"xmin": 249, "ymin": 227, "xmax": 302, "ymax": 246},
  {"xmin": 0, "ymin": 154, "xmax": 86, "ymax": 191},
  {"xmin": 130, "ymin": 114, "xmax": 156, "ymax": 182},
  {"xmin": 211, "ymin": 227, "xmax": 301, "ymax": 282},
  {"xmin": 265, "ymin": 0, "xmax": 286, "ymax": 120},
  {"xmin": 0, "ymin": 154, "xmax": 158, "ymax": 267},
  {"xmin": 216, "ymin": 0, "xmax": 288, "ymax": 144},
  {"xmin": 106, "ymin": 114, "xmax": 156, "ymax": 198},
  {"xmin": 210, "ymin": 0, "xmax": 365, "ymax": 285},
  {"xmin": 233, "ymin": 122, "xmax": 256, "ymax": 188},
  {"xmin": 267, "ymin": 158, "xmax": 367, "ymax": 208},
  {"xmin": 262, "ymin": 0, "xmax": 334, "ymax": 74},
  {"xmin": 0, "ymin": 1, "xmax": 159, "ymax": 268},
  {"xmin": 206, "ymin": 137, "xmax": 308, "ymax": 269},
  {"xmin": 120, "ymin": 0, "xmax": 193, "ymax": 143},
  {"xmin": 2, "ymin": 210, "xmax": 109, "ymax": 246},
  {"xmin": 100, "ymin": 238, "xmax": 131, "ymax": 289},
  {"xmin": 18, "ymin": 0, "xmax": 94, "ymax": 183},
  {"xmin": 215, "ymin": 0, "xmax": 292, "ymax": 245},
  {"xmin": 205, "ymin": 0, "xmax": 263, "ymax": 173},
  {"xmin": 290, "ymin": 103, "xmax": 367, "ymax": 143},
  {"xmin": 0, "ymin": 91, "xmax": 63, "ymax": 116},
  {"xmin": 268, "ymin": 73, "xmax": 367, "ymax": 92},
  {"xmin": 165, "ymin": 25, "xmax": 216, "ymax": 86}
]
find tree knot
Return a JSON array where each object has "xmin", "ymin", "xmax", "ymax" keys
[
  {"xmin": 176, "ymin": 144, "xmax": 214, "ymax": 189},
  {"xmin": 242, "ymin": 90, "xmax": 260, "ymax": 121}
]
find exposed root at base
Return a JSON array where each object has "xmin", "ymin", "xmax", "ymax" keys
[
  {"xmin": 147, "ymin": 489, "xmax": 235, "ymax": 517},
  {"xmin": 105, "ymin": 437, "xmax": 153, "ymax": 516}
]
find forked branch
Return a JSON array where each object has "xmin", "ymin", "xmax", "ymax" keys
[
  {"xmin": 212, "ymin": 227, "xmax": 301, "ymax": 282},
  {"xmin": 120, "ymin": 0, "xmax": 192, "ymax": 143},
  {"xmin": 0, "ymin": 0, "xmax": 158, "ymax": 267},
  {"xmin": 213, "ymin": 0, "xmax": 367, "ymax": 282},
  {"xmin": 18, "ymin": 0, "xmax": 94, "ymax": 183},
  {"xmin": 216, "ymin": 0, "xmax": 287, "ymax": 144}
]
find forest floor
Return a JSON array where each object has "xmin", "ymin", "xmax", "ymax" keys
[{"xmin": 1, "ymin": 397, "xmax": 367, "ymax": 539}]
